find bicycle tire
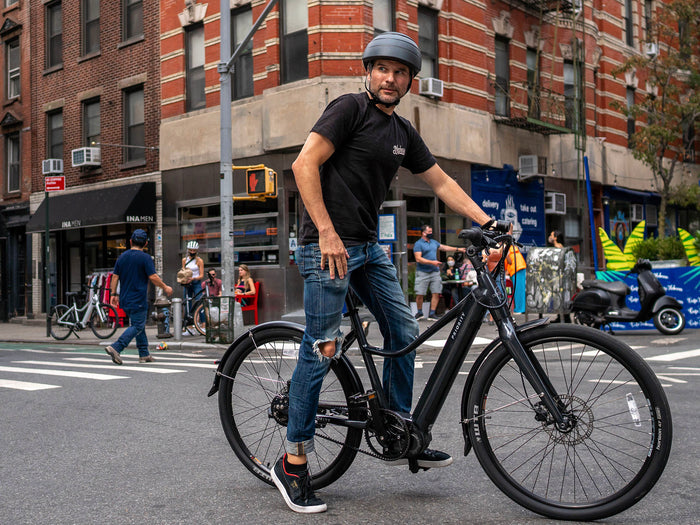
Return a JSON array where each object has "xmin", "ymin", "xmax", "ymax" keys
[
  {"xmin": 192, "ymin": 302, "xmax": 207, "ymax": 336},
  {"xmin": 465, "ymin": 324, "xmax": 672, "ymax": 521},
  {"xmin": 90, "ymin": 303, "xmax": 118, "ymax": 339},
  {"xmin": 218, "ymin": 326, "xmax": 364, "ymax": 489},
  {"xmin": 50, "ymin": 305, "xmax": 73, "ymax": 340}
]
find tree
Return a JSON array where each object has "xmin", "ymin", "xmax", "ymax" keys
[{"xmin": 612, "ymin": 0, "xmax": 700, "ymax": 238}]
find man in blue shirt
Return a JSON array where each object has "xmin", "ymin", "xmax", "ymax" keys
[
  {"xmin": 105, "ymin": 229, "xmax": 173, "ymax": 364},
  {"xmin": 413, "ymin": 224, "xmax": 464, "ymax": 320}
]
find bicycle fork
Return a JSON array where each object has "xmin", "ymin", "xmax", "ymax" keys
[{"xmin": 491, "ymin": 305, "xmax": 572, "ymax": 431}]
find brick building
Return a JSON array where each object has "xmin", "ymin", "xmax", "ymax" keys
[
  {"xmin": 24, "ymin": 0, "xmax": 162, "ymax": 316},
  {"xmin": 0, "ymin": 0, "xmax": 31, "ymax": 320},
  {"xmin": 155, "ymin": 0, "xmax": 696, "ymax": 321}
]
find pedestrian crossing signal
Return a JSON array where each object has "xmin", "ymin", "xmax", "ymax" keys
[{"xmin": 246, "ymin": 167, "xmax": 277, "ymax": 196}]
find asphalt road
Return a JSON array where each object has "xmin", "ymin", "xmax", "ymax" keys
[{"xmin": 1, "ymin": 330, "xmax": 699, "ymax": 525}]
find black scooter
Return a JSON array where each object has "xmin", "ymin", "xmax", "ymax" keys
[{"xmin": 570, "ymin": 259, "xmax": 686, "ymax": 335}]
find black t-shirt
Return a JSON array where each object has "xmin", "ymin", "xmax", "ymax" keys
[{"xmin": 299, "ymin": 93, "xmax": 436, "ymax": 245}]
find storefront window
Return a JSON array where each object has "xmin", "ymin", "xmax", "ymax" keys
[{"xmin": 179, "ymin": 198, "xmax": 279, "ymax": 266}]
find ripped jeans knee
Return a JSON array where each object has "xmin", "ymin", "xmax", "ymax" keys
[{"xmin": 312, "ymin": 336, "xmax": 342, "ymax": 361}]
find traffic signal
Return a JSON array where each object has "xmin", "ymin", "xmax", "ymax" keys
[{"xmin": 246, "ymin": 167, "xmax": 277, "ymax": 196}]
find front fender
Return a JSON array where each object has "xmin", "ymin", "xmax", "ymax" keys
[
  {"xmin": 459, "ymin": 317, "xmax": 550, "ymax": 456},
  {"xmin": 652, "ymin": 295, "xmax": 683, "ymax": 314},
  {"xmin": 207, "ymin": 320, "xmax": 306, "ymax": 397}
]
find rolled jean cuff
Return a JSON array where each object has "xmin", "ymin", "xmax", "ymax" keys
[{"xmin": 286, "ymin": 438, "xmax": 314, "ymax": 456}]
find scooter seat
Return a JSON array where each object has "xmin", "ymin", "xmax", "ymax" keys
[{"xmin": 581, "ymin": 279, "xmax": 630, "ymax": 296}]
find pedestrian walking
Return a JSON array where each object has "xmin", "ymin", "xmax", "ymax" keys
[
  {"xmin": 105, "ymin": 229, "xmax": 173, "ymax": 365},
  {"xmin": 270, "ymin": 32, "xmax": 492, "ymax": 514}
]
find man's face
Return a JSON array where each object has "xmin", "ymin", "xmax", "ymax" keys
[
  {"xmin": 367, "ymin": 59, "xmax": 412, "ymax": 106},
  {"xmin": 423, "ymin": 226, "xmax": 433, "ymax": 238}
]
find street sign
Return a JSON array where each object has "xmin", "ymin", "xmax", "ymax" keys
[{"xmin": 45, "ymin": 176, "xmax": 65, "ymax": 192}]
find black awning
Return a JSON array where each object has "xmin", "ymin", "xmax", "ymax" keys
[{"xmin": 26, "ymin": 182, "xmax": 156, "ymax": 233}]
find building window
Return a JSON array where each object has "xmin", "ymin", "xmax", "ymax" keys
[
  {"xmin": 83, "ymin": 98, "xmax": 100, "ymax": 148},
  {"xmin": 232, "ymin": 7, "xmax": 254, "ymax": 100},
  {"xmin": 281, "ymin": 0, "xmax": 308, "ymax": 84},
  {"xmin": 625, "ymin": 0, "xmax": 634, "ymax": 46},
  {"xmin": 495, "ymin": 37, "xmax": 510, "ymax": 117},
  {"xmin": 6, "ymin": 132, "xmax": 20, "ymax": 193},
  {"xmin": 678, "ymin": 18, "xmax": 690, "ymax": 61},
  {"xmin": 46, "ymin": 2, "xmax": 63, "ymax": 69},
  {"xmin": 124, "ymin": 87, "xmax": 145, "ymax": 163},
  {"xmin": 82, "ymin": 0, "xmax": 100, "ymax": 55},
  {"xmin": 373, "ymin": 0, "xmax": 394, "ymax": 35},
  {"xmin": 47, "ymin": 110, "xmax": 63, "ymax": 160},
  {"xmin": 626, "ymin": 87, "xmax": 636, "ymax": 143},
  {"xmin": 682, "ymin": 121, "xmax": 695, "ymax": 162},
  {"xmin": 6, "ymin": 39, "xmax": 20, "ymax": 99},
  {"xmin": 564, "ymin": 60, "xmax": 574, "ymax": 128},
  {"xmin": 526, "ymin": 47, "xmax": 539, "ymax": 119},
  {"xmin": 644, "ymin": 0, "xmax": 653, "ymax": 41},
  {"xmin": 418, "ymin": 7, "xmax": 438, "ymax": 78},
  {"xmin": 185, "ymin": 24, "xmax": 206, "ymax": 111},
  {"xmin": 5, "ymin": 0, "xmax": 19, "ymax": 7},
  {"xmin": 123, "ymin": 0, "xmax": 143, "ymax": 41}
]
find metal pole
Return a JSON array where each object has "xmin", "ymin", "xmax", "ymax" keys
[
  {"xmin": 218, "ymin": 0, "xmax": 279, "ymax": 297},
  {"xmin": 44, "ymin": 191, "xmax": 50, "ymax": 337},
  {"xmin": 584, "ymin": 156, "xmax": 599, "ymax": 271},
  {"xmin": 219, "ymin": 0, "xmax": 235, "ymax": 297}
]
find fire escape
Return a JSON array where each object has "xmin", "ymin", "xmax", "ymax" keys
[{"xmin": 490, "ymin": 0, "xmax": 587, "ymax": 150}]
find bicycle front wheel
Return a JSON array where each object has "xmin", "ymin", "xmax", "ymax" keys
[
  {"xmin": 465, "ymin": 324, "xmax": 672, "ymax": 521},
  {"xmin": 90, "ymin": 303, "xmax": 118, "ymax": 339},
  {"xmin": 50, "ymin": 305, "xmax": 73, "ymax": 340},
  {"xmin": 218, "ymin": 326, "xmax": 364, "ymax": 490},
  {"xmin": 192, "ymin": 301, "xmax": 207, "ymax": 336}
]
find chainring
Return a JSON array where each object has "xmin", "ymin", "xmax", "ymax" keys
[{"xmin": 364, "ymin": 409, "xmax": 411, "ymax": 460}]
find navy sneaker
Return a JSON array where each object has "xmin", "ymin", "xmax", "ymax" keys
[
  {"xmin": 427, "ymin": 312, "xmax": 443, "ymax": 321},
  {"xmin": 415, "ymin": 311, "xmax": 424, "ymax": 320},
  {"xmin": 271, "ymin": 455, "xmax": 327, "ymax": 514},
  {"xmin": 387, "ymin": 448, "xmax": 453, "ymax": 468}
]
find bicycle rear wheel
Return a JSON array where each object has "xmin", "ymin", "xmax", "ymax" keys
[
  {"xmin": 90, "ymin": 303, "xmax": 118, "ymax": 339},
  {"xmin": 465, "ymin": 324, "xmax": 672, "ymax": 521},
  {"xmin": 192, "ymin": 302, "xmax": 207, "ymax": 336},
  {"xmin": 218, "ymin": 326, "xmax": 364, "ymax": 489},
  {"xmin": 50, "ymin": 305, "xmax": 73, "ymax": 340}
]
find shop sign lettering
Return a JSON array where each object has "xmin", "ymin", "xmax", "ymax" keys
[{"xmin": 126, "ymin": 215, "xmax": 154, "ymax": 222}]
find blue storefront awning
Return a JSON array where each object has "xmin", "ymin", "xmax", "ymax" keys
[{"xmin": 604, "ymin": 186, "xmax": 660, "ymax": 203}]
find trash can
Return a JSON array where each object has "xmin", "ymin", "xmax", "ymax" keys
[
  {"xmin": 525, "ymin": 247, "xmax": 577, "ymax": 317},
  {"xmin": 205, "ymin": 296, "xmax": 244, "ymax": 344}
]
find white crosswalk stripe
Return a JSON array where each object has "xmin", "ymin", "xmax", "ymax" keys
[{"xmin": 0, "ymin": 351, "xmax": 213, "ymax": 392}]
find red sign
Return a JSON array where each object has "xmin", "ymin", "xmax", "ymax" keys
[{"xmin": 45, "ymin": 176, "xmax": 65, "ymax": 192}]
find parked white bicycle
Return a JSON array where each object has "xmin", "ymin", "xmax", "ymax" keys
[{"xmin": 50, "ymin": 279, "xmax": 119, "ymax": 340}]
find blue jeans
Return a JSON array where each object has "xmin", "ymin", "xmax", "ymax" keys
[
  {"xmin": 286, "ymin": 242, "xmax": 419, "ymax": 456},
  {"xmin": 184, "ymin": 280, "xmax": 202, "ymax": 317},
  {"xmin": 111, "ymin": 307, "xmax": 150, "ymax": 357}
]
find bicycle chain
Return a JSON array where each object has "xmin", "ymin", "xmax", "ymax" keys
[{"xmin": 315, "ymin": 430, "xmax": 388, "ymax": 460}]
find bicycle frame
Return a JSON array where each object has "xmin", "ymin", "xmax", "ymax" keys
[
  {"xmin": 338, "ymin": 262, "xmax": 571, "ymax": 448},
  {"xmin": 57, "ymin": 288, "xmax": 105, "ymax": 330}
]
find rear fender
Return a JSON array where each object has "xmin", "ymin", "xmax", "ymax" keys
[
  {"xmin": 459, "ymin": 317, "xmax": 549, "ymax": 456},
  {"xmin": 207, "ymin": 320, "xmax": 305, "ymax": 397},
  {"xmin": 652, "ymin": 296, "xmax": 683, "ymax": 314}
]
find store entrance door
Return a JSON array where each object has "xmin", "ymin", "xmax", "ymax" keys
[{"xmin": 378, "ymin": 200, "xmax": 408, "ymax": 298}]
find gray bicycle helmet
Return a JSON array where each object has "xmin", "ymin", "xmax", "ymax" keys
[{"xmin": 362, "ymin": 32, "xmax": 422, "ymax": 77}]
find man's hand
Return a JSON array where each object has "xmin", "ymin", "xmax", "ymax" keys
[
  {"xmin": 110, "ymin": 296, "xmax": 119, "ymax": 308},
  {"xmin": 319, "ymin": 230, "xmax": 349, "ymax": 279},
  {"xmin": 164, "ymin": 285, "xmax": 173, "ymax": 297}
]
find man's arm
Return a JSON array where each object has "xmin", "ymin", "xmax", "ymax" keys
[
  {"xmin": 149, "ymin": 274, "xmax": 173, "ymax": 297},
  {"xmin": 415, "ymin": 164, "xmax": 492, "ymax": 226},
  {"xmin": 413, "ymin": 250, "xmax": 441, "ymax": 268},
  {"xmin": 292, "ymin": 131, "xmax": 349, "ymax": 279},
  {"xmin": 110, "ymin": 275, "xmax": 120, "ymax": 308}
]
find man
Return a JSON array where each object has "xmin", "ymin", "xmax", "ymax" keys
[
  {"xmin": 413, "ymin": 224, "xmax": 464, "ymax": 320},
  {"xmin": 105, "ymin": 229, "xmax": 173, "ymax": 365},
  {"xmin": 271, "ymin": 32, "xmax": 492, "ymax": 514}
]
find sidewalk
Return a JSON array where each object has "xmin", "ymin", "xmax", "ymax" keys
[
  {"xmin": 0, "ymin": 312, "xmax": 538, "ymax": 352},
  {"xmin": 0, "ymin": 316, "xmax": 229, "ymax": 352}
]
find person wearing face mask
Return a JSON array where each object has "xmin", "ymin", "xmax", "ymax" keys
[
  {"xmin": 442, "ymin": 254, "xmax": 476, "ymax": 308},
  {"xmin": 413, "ymin": 224, "xmax": 465, "ymax": 321}
]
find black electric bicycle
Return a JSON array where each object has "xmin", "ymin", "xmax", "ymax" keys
[{"xmin": 209, "ymin": 224, "xmax": 672, "ymax": 521}]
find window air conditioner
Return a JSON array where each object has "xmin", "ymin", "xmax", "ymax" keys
[
  {"xmin": 518, "ymin": 155, "xmax": 538, "ymax": 177},
  {"xmin": 545, "ymin": 191, "xmax": 566, "ymax": 215},
  {"xmin": 418, "ymin": 77, "xmax": 443, "ymax": 98},
  {"xmin": 644, "ymin": 42, "xmax": 658, "ymax": 58},
  {"xmin": 631, "ymin": 203, "xmax": 644, "ymax": 222},
  {"xmin": 42, "ymin": 158, "xmax": 63, "ymax": 175},
  {"xmin": 71, "ymin": 147, "xmax": 101, "ymax": 167}
]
